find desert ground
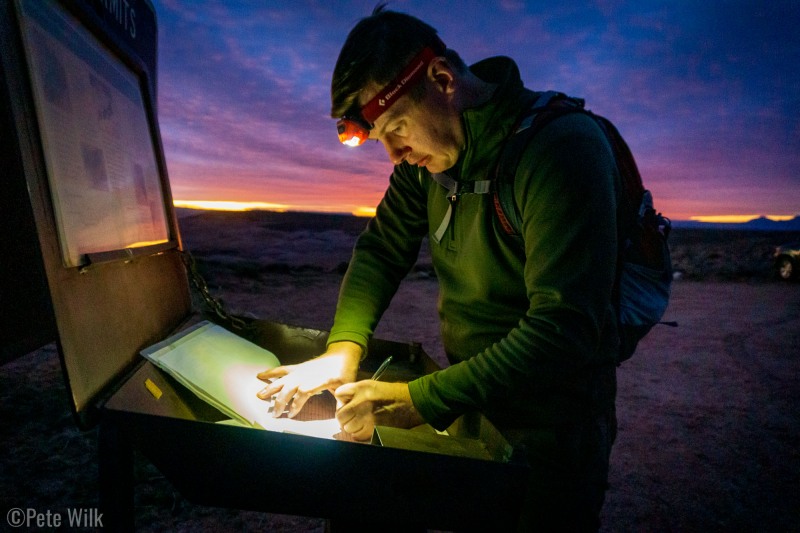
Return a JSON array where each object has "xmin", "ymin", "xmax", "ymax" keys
[{"xmin": 1, "ymin": 209, "xmax": 798, "ymax": 531}]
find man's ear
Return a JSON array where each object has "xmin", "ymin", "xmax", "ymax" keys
[{"xmin": 428, "ymin": 57, "xmax": 456, "ymax": 95}]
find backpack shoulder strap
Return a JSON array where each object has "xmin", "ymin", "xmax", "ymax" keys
[
  {"xmin": 493, "ymin": 92, "xmax": 587, "ymax": 237},
  {"xmin": 493, "ymin": 93, "xmax": 655, "ymax": 275},
  {"xmin": 590, "ymin": 115, "xmax": 645, "ymax": 234}
]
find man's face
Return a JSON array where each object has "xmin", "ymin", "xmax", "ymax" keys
[{"xmin": 364, "ymin": 78, "xmax": 463, "ymax": 174}]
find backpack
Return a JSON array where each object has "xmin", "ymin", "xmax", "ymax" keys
[{"xmin": 431, "ymin": 91, "xmax": 675, "ymax": 364}]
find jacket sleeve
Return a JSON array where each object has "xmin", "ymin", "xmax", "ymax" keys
[
  {"xmin": 327, "ymin": 165, "xmax": 430, "ymax": 350},
  {"xmin": 408, "ymin": 113, "xmax": 620, "ymax": 429}
]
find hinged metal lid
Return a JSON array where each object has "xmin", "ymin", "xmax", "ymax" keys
[{"xmin": 1, "ymin": 0, "xmax": 191, "ymax": 428}]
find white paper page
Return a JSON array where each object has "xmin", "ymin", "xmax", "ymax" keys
[
  {"xmin": 142, "ymin": 321, "xmax": 345, "ymax": 440},
  {"xmin": 216, "ymin": 416, "xmax": 346, "ymax": 441},
  {"xmin": 142, "ymin": 321, "xmax": 279, "ymax": 426},
  {"xmin": 254, "ymin": 417, "xmax": 345, "ymax": 440}
]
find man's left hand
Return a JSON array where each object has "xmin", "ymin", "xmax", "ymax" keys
[{"xmin": 334, "ymin": 381, "xmax": 424, "ymax": 441}]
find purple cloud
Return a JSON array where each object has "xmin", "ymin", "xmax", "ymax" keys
[{"xmin": 153, "ymin": 0, "xmax": 799, "ymax": 218}]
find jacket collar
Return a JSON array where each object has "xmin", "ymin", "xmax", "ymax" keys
[{"xmin": 456, "ymin": 56, "xmax": 538, "ymax": 182}]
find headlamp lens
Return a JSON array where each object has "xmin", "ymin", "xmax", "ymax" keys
[{"xmin": 337, "ymin": 118, "xmax": 370, "ymax": 147}]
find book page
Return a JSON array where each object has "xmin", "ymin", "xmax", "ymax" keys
[{"xmin": 141, "ymin": 321, "xmax": 345, "ymax": 440}]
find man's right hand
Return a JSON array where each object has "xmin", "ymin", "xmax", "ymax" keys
[{"xmin": 256, "ymin": 341, "xmax": 362, "ymax": 418}]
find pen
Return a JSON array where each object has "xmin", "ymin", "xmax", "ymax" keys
[{"xmin": 371, "ymin": 355, "xmax": 393, "ymax": 381}]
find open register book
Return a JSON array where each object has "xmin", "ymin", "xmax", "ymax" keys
[{"xmin": 141, "ymin": 321, "xmax": 344, "ymax": 439}]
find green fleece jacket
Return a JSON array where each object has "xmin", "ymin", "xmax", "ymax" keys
[{"xmin": 327, "ymin": 57, "xmax": 620, "ymax": 431}]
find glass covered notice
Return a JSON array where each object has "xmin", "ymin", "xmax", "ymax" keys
[{"xmin": 19, "ymin": 0, "xmax": 170, "ymax": 267}]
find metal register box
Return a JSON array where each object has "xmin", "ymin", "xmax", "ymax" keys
[{"xmin": 0, "ymin": 0, "xmax": 528, "ymax": 530}]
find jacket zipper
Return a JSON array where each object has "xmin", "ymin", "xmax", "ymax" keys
[{"xmin": 448, "ymin": 193, "xmax": 458, "ymax": 249}]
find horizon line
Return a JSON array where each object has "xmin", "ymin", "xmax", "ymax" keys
[
  {"xmin": 173, "ymin": 200, "xmax": 376, "ymax": 218},
  {"xmin": 689, "ymin": 214, "xmax": 798, "ymax": 223},
  {"xmin": 173, "ymin": 200, "xmax": 798, "ymax": 224}
]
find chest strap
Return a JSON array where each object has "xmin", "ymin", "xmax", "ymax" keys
[{"xmin": 429, "ymin": 173, "xmax": 492, "ymax": 243}]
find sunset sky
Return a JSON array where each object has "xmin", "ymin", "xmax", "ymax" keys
[{"xmin": 153, "ymin": 1, "xmax": 799, "ymax": 221}]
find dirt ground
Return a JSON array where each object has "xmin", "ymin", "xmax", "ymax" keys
[
  {"xmin": 601, "ymin": 281, "xmax": 799, "ymax": 532},
  {"xmin": 1, "ymin": 210, "xmax": 798, "ymax": 531}
]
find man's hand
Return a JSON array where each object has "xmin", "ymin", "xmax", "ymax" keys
[
  {"xmin": 334, "ymin": 381, "xmax": 425, "ymax": 441},
  {"xmin": 256, "ymin": 341, "xmax": 362, "ymax": 418}
]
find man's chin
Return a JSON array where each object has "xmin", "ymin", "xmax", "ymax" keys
[{"xmin": 424, "ymin": 160, "xmax": 451, "ymax": 174}]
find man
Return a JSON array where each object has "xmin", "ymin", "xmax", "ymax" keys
[{"xmin": 258, "ymin": 6, "xmax": 619, "ymax": 531}]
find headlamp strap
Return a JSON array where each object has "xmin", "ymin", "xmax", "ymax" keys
[{"xmin": 361, "ymin": 45, "xmax": 439, "ymax": 125}]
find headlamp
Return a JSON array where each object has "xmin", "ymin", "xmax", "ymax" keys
[
  {"xmin": 336, "ymin": 42, "xmax": 442, "ymax": 147},
  {"xmin": 336, "ymin": 117, "xmax": 371, "ymax": 147}
]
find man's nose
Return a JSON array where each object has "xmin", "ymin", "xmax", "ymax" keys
[{"xmin": 384, "ymin": 140, "xmax": 411, "ymax": 165}]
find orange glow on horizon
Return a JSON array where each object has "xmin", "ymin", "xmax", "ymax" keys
[
  {"xmin": 352, "ymin": 206, "xmax": 377, "ymax": 217},
  {"xmin": 174, "ymin": 201, "xmax": 794, "ymax": 223},
  {"xmin": 689, "ymin": 214, "xmax": 796, "ymax": 223},
  {"xmin": 174, "ymin": 200, "xmax": 289, "ymax": 212},
  {"xmin": 174, "ymin": 200, "xmax": 376, "ymax": 218}
]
